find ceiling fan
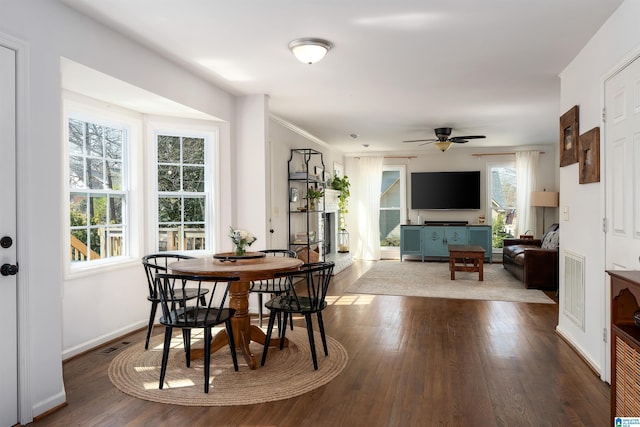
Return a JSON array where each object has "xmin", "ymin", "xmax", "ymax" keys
[{"xmin": 403, "ymin": 127, "xmax": 486, "ymax": 152}]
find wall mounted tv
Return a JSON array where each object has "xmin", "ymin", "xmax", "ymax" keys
[{"xmin": 411, "ymin": 171, "xmax": 481, "ymax": 210}]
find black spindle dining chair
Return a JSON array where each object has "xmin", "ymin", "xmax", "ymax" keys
[
  {"xmin": 155, "ymin": 273, "xmax": 240, "ymax": 393},
  {"xmin": 142, "ymin": 254, "xmax": 208, "ymax": 350},
  {"xmin": 261, "ymin": 261, "xmax": 334, "ymax": 370},
  {"xmin": 249, "ymin": 249, "xmax": 297, "ymax": 333}
]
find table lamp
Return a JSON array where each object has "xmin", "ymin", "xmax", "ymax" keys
[{"xmin": 530, "ymin": 190, "xmax": 559, "ymax": 235}]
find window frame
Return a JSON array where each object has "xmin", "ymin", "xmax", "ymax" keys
[
  {"xmin": 148, "ymin": 121, "xmax": 218, "ymax": 254},
  {"xmin": 63, "ymin": 93, "xmax": 143, "ymax": 277},
  {"xmin": 486, "ymin": 160, "xmax": 517, "ymax": 254},
  {"xmin": 380, "ymin": 164, "xmax": 407, "ymax": 248}
]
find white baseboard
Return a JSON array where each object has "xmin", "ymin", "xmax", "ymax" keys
[
  {"xmin": 62, "ymin": 320, "xmax": 147, "ymax": 361},
  {"xmin": 32, "ymin": 388, "xmax": 66, "ymax": 419},
  {"xmin": 555, "ymin": 325, "xmax": 604, "ymax": 380}
]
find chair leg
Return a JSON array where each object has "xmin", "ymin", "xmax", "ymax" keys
[
  {"xmin": 159, "ymin": 326, "xmax": 173, "ymax": 389},
  {"xmin": 304, "ymin": 314, "xmax": 318, "ymax": 370},
  {"xmin": 204, "ymin": 327, "xmax": 211, "ymax": 393},
  {"xmin": 258, "ymin": 293, "xmax": 263, "ymax": 328},
  {"xmin": 261, "ymin": 311, "xmax": 277, "ymax": 367},
  {"xmin": 145, "ymin": 301, "xmax": 158, "ymax": 350},
  {"xmin": 183, "ymin": 329, "xmax": 191, "ymax": 367},
  {"xmin": 317, "ymin": 311, "xmax": 328, "ymax": 356},
  {"xmin": 279, "ymin": 311, "xmax": 289, "ymax": 350},
  {"xmin": 276, "ymin": 311, "xmax": 283, "ymax": 337},
  {"xmin": 225, "ymin": 319, "xmax": 238, "ymax": 372}
]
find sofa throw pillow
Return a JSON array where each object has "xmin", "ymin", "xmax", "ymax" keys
[{"xmin": 541, "ymin": 230, "xmax": 559, "ymax": 249}]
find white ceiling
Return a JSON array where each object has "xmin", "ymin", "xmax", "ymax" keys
[{"xmin": 60, "ymin": 0, "xmax": 623, "ymax": 154}]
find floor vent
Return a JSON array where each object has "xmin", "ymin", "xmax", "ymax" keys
[
  {"xmin": 98, "ymin": 341, "xmax": 131, "ymax": 355},
  {"xmin": 563, "ymin": 251, "xmax": 585, "ymax": 330}
]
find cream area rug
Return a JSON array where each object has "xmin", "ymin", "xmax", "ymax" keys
[
  {"xmin": 345, "ymin": 261, "xmax": 555, "ymax": 304},
  {"xmin": 108, "ymin": 326, "xmax": 348, "ymax": 406}
]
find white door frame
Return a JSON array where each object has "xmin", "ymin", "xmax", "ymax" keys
[
  {"xmin": 602, "ymin": 45, "xmax": 640, "ymax": 384},
  {"xmin": 0, "ymin": 31, "xmax": 32, "ymax": 424}
]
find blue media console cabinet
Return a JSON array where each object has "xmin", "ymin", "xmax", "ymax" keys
[{"xmin": 400, "ymin": 224, "xmax": 492, "ymax": 263}]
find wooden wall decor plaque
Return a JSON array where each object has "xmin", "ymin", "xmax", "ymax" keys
[
  {"xmin": 578, "ymin": 126, "xmax": 600, "ymax": 184},
  {"xmin": 560, "ymin": 105, "xmax": 579, "ymax": 167}
]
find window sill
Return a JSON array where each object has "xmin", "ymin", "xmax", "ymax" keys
[{"xmin": 64, "ymin": 256, "xmax": 140, "ymax": 281}]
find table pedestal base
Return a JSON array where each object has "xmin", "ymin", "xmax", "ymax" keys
[{"xmin": 189, "ymin": 280, "xmax": 288, "ymax": 369}]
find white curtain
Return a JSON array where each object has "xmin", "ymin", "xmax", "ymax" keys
[
  {"xmin": 515, "ymin": 151, "xmax": 538, "ymax": 237},
  {"xmin": 349, "ymin": 156, "xmax": 383, "ymax": 260}
]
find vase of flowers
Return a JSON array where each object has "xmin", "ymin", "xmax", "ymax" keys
[{"xmin": 229, "ymin": 226, "xmax": 257, "ymax": 256}]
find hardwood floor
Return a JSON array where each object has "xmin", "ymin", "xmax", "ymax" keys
[{"xmin": 33, "ymin": 260, "xmax": 609, "ymax": 427}]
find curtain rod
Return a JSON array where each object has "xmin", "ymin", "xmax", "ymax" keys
[
  {"xmin": 352, "ymin": 155, "xmax": 417, "ymax": 159},
  {"xmin": 472, "ymin": 151, "xmax": 545, "ymax": 157}
]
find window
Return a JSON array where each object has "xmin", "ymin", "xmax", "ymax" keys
[
  {"xmin": 68, "ymin": 117, "xmax": 128, "ymax": 263},
  {"xmin": 380, "ymin": 165, "xmax": 406, "ymax": 247},
  {"xmin": 156, "ymin": 134, "xmax": 209, "ymax": 252},
  {"xmin": 488, "ymin": 163, "xmax": 517, "ymax": 249}
]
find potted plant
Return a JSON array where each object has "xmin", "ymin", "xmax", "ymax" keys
[
  {"xmin": 331, "ymin": 174, "xmax": 350, "ymax": 230},
  {"xmin": 306, "ymin": 186, "xmax": 324, "ymax": 211}
]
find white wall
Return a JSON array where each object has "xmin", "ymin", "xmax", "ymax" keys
[
  {"xmin": 0, "ymin": 0, "xmax": 244, "ymax": 420},
  {"xmin": 236, "ymin": 95, "xmax": 269, "ymax": 247},
  {"xmin": 558, "ymin": 0, "xmax": 640, "ymax": 379}
]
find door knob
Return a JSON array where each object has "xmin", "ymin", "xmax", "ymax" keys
[
  {"xmin": 1, "ymin": 263, "xmax": 18, "ymax": 276},
  {"xmin": 0, "ymin": 236, "xmax": 12, "ymax": 248}
]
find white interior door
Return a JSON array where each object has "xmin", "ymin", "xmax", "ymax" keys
[
  {"xmin": 604, "ymin": 53, "xmax": 640, "ymax": 382},
  {"xmin": 0, "ymin": 44, "xmax": 18, "ymax": 425}
]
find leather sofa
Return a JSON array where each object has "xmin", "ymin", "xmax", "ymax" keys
[{"xmin": 502, "ymin": 224, "xmax": 559, "ymax": 290}]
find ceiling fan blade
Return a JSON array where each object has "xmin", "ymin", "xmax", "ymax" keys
[
  {"xmin": 402, "ymin": 138, "xmax": 437, "ymax": 143},
  {"xmin": 454, "ymin": 135, "xmax": 486, "ymax": 139},
  {"xmin": 418, "ymin": 141, "xmax": 435, "ymax": 146},
  {"xmin": 450, "ymin": 138, "xmax": 468, "ymax": 144}
]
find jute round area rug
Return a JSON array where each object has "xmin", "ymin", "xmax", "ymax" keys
[{"xmin": 108, "ymin": 326, "xmax": 348, "ymax": 406}]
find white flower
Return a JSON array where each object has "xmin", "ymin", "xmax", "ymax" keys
[{"xmin": 229, "ymin": 226, "xmax": 257, "ymax": 247}]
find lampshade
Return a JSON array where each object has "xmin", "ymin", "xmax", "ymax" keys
[
  {"xmin": 289, "ymin": 38, "xmax": 333, "ymax": 64},
  {"xmin": 433, "ymin": 141, "xmax": 452, "ymax": 152},
  {"xmin": 530, "ymin": 191, "xmax": 559, "ymax": 207}
]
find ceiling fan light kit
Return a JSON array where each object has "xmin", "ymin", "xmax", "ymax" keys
[
  {"xmin": 289, "ymin": 38, "xmax": 333, "ymax": 64},
  {"xmin": 433, "ymin": 141, "xmax": 452, "ymax": 152},
  {"xmin": 402, "ymin": 127, "xmax": 486, "ymax": 151}
]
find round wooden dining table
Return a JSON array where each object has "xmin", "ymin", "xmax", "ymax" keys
[{"xmin": 168, "ymin": 253, "xmax": 303, "ymax": 369}]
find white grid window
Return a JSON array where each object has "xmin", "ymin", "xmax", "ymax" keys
[
  {"xmin": 156, "ymin": 134, "xmax": 208, "ymax": 252},
  {"xmin": 68, "ymin": 117, "xmax": 128, "ymax": 263}
]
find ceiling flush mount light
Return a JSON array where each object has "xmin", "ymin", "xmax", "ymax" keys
[{"xmin": 289, "ymin": 38, "xmax": 333, "ymax": 64}]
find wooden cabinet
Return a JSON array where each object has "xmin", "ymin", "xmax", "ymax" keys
[
  {"xmin": 423, "ymin": 226, "xmax": 468, "ymax": 258},
  {"xmin": 400, "ymin": 226, "xmax": 423, "ymax": 259},
  {"xmin": 400, "ymin": 224, "xmax": 491, "ymax": 262},
  {"xmin": 468, "ymin": 225, "xmax": 492, "ymax": 253},
  {"xmin": 608, "ymin": 270, "xmax": 640, "ymax": 420}
]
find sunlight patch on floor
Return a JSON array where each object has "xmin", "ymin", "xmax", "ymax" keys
[
  {"xmin": 134, "ymin": 366, "xmax": 157, "ymax": 373},
  {"xmin": 325, "ymin": 295, "xmax": 375, "ymax": 305},
  {"xmin": 147, "ymin": 378, "xmax": 196, "ymax": 390}
]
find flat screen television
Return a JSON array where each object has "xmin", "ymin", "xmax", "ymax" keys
[{"xmin": 411, "ymin": 171, "xmax": 481, "ymax": 210}]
